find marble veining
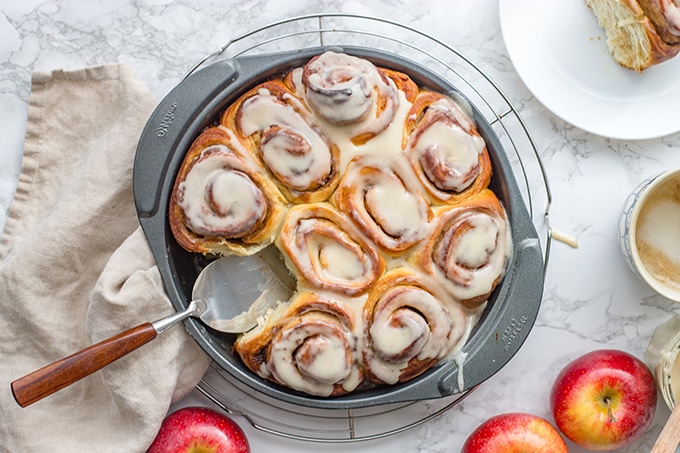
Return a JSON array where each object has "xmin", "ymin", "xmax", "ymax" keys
[{"xmin": 3, "ymin": 0, "xmax": 680, "ymax": 451}]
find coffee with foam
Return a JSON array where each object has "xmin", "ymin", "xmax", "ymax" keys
[{"xmin": 635, "ymin": 175, "xmax": 680, "ymax": 292}]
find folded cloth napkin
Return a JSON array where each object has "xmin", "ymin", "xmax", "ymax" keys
[{"xmin": 0, "ymin": 64, "xmax": 211, "ymax": 451}]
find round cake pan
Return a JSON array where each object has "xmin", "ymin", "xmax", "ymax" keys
[{"xmin": 133, "ymin": 45, "xmax": 544, "ymax": 410}]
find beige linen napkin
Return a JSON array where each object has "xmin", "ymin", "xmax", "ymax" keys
[{"xmin": 0, "ymin": 64, "xmax": 211, "ymax": 451}]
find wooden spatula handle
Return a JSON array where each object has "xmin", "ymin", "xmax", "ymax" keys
[
  {"xmin": 652, "ymin": 403, "xmax": 680, "ymax": 453},
  {"xmin": 10, "ymin": 322, "xmax": 157, "ymax": 407}
]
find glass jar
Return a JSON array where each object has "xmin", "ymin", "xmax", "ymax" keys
[{"xmin": 645, "ymin": 315, "xmax": 680, "ymax": 410}]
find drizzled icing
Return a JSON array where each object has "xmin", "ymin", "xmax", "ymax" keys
[
  {"xmin": 661, "ymin": 0, "xmax": 680, "ymax": 34},
  {"xmin": 177, "ymin": 145, "xmax": 266, "ymax": 238},
  {"xmin": 238, "ymin": 292, "xmax": 365, "ymax": 397},
  {"xmin": 303, "ymin": 55, "xmax": 374, "ymax": 124},
  {"xmin": 291, "ymin": 51, "xmax": 400, "ymax": 145},
  {"xmin": 236, "ymin": 89, "xmax": 334, "ymax": 194},
  {"xmin": 422, "ymin": 192, "xmax": 512, "ymax": 307},
  {"xmin": 334, "ymin": 153, "xmax": 433, "ymax": 253},
  {"xmin": 363, "ymin": 276, "xmax": 469, "ymax": 384},
  {"xmin": 277, "ymin": 203, "xmax": 385, "ymax": 296},
  {"xmin": 416, "ymin": 119, "xmax": 484, "ymax": 191},
  {"xmin": 268, "ymin": 312, "xmax": 362, "ymax": 396},
  {"xmin": 172, "ymin": 51, "xmax": 513, "ymax": 397},
  {"xmin": 407, "ymin": 97, "xmax": 486, "ymax": 197}
]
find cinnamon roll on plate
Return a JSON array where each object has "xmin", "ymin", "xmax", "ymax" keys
[
  {"xmin": 637, "ymin": 0, "xmax": 680, "ymax": 45},
  {"xmin": 586, "ymin": 0, "xmax": 680, "ymax": 71}
]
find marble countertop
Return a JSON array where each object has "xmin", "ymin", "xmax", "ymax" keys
[{"xmin": 3, "ymin": 0, "xmax": 680, "ymax": 451}]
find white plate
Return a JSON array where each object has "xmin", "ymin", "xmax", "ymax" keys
[{"xmin": 499, "ymin": 0, "xmax": 680, "ymax": 140}]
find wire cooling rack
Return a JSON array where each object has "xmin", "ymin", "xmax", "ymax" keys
[{"xmin": 186, "ymin": 13, "xmax": 553, "ymax": 442}]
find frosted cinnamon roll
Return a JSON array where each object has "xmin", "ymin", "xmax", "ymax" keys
[
  {"xmin": 277, "ymin": 203, "xmax": 385, "ymax": 296},
  {"xmin": 169, "ymin": 127, "xmax": 287, "ymax": 256},
  {"xmin": 404, "ymin": 91, "xmax": 492, "ymax": 204},
  {"xmin": 333, "ymin": 153, "xmax": 433, "ymax": 254},
  {"xmin": 362, "ymin": 269, "xmax": 469, "ymax": 384},
  {"xmin": 234, "ymin": 292, "xmax": 362, "ymax": 396},
  {"xmin": 288, "ymin": 51, "xmax": 417, "ymax": 145},
  {"xmin": 416, "ymin": 190, "xmax": 512, "ymax": 308},
  {"xmin": 586, "ymin": 0, "xmax": 680, "ymax": 71},
  {"xmin": 222, "ymin": 80, "xmax": 340, "ymax": 203}
]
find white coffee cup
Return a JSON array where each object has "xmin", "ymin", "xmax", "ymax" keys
[{"xmin": 619, "ymin": 168, "xmax": 680, "ymax": 302}]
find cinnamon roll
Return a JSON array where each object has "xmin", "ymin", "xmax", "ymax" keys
[
  {"xmin": 362, "ymin": 269, "xmax": 469, "ymax": 384},
  {"xmin": 416, "ymin": 189, "xmax": 512, "ymax": 309},
  {"xmin": 333, "ymin": 153, "xmax": 433, "ymax": 254},
  {"xmin": 404, "ymin": 91, "xmax": 492, "ymax": 204},
  {"xmin": 234, "ymin": 292, "xmax": 362, "ymax": 396},
  {"xmin": 277, "ymin": 203, "xmax": 385, "ymax": 296},
  {"xmin": 169, "ymin": 127, "xmax": 287, "ymax": 256},
  {"xmin": 586, "ymin": 0, "xmax": 680, "ymax": 71},
  {"xmin": 287, "ymin": 51, "xmax": 417, "ymax": 146},
  {"xmin": 222, "ymin": 80, "xmax": 340, "ymax": 203}
]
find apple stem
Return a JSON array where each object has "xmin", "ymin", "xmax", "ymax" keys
[{"xmin": 604, "ymin": 397, "xmax": 616, "ymax": 423}]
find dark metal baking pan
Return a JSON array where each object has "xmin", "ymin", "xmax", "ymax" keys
[{"xmin": 133, "ymin": 46, "xmax": 544, "ymax": 410}]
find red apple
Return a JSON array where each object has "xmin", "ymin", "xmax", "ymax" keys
[
  {"xmin": 461, "ymin": 412, "xmax": 568, "ymax": 452},
  {"xmin": 550, "ymin": 349, "xmax": 657, "ymax": 451},
  {"xmin": 148, "ymin": 406, "xmax": 250, "ymax": 453}
]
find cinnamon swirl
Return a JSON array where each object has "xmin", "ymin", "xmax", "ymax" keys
[
  {"xmin": 277, "ymin": 203, "xmax": 385, "ymax": 296},
  {"xmin": 362, "ymin": 269, "xmax": 470, "ymax": 385},
  {"xmin": 404, "ymin": 91, "xmax": 492, "ymax": 204},
  {"xmin": 333, "ymin": 153, "xmax": 433, "ymax": 254},
  {"xmin": 416, "ymin": 189, "xmax": 512, "ymax": 309},
  {"xmin": 637, "ymin": 0, "xmax": 680, "ymax": 45},
  {"xmin": 234, "ymin": 292, "xmax": 362, "ymax": 396},
  {"xmin": 222, "ymin": 80, "xmax": 341, "ymax": 203},
  {"xmin": 169, "ymin": 127, "xmax": 287, "ymax": 256},
  {"xmin": 287, "ymin": 51, "xmax": 417, "ymax": 146}
]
